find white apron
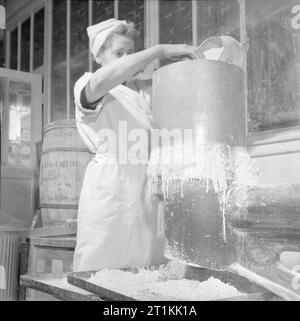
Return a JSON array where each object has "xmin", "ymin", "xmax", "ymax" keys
[{"xmin": 73, "ymin": 73, "xmax": 163, "ymax": 271}]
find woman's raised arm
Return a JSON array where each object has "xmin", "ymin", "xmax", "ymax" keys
[{"xmin": 86, "ymin": 44, "xmax": 203, "ymax": 104}]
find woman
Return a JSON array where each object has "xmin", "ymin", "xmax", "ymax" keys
[{"xmin": 73, "ymin": 18, "xmax": 203, "ymax": 272}]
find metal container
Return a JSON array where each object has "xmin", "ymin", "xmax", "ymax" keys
[
  {"xmin": 151, "ymin": 60, "xmax": 246, "ymax": 270},
  {"xmin": 152, "ymin": 60, "xmax": 246, "ymax": 147}
]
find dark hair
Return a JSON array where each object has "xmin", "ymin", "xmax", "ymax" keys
[{"xmin": 100, "ymin": 21, "xmax": 139, "ymax": 53}]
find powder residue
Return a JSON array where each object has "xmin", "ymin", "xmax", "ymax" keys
[
  {"xmin": 147, "ymin": 143, "xmax": 259, "ymax": 241},
  {"xmin": 87, "ymin": 260, "xmax": 243, "ymax": 301}
]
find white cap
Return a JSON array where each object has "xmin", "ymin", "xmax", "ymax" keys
[{"xmin": 87, "ymin": 18, "xmax": 128, "ymax": 61}]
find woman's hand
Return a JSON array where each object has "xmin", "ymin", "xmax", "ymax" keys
[{"xmin": 160, "ymin": 44, "xmax": 205, "ymax": 60}]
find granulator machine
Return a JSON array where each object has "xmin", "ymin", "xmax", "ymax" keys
[{"xmin": 147, "ymin": 37, "xmax": 300, "ymax": 300}]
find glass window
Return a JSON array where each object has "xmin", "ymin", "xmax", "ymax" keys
[
  {"xmin": 0, "ymin": 77, "xmax": 4, "ymax": 166},
  {"xmin": 10, "ymin": 27, "xmax": 18, "ymax": 70},
  {"xmin": 246, "ymin": 0, "xmax": 300, "ymax": 132},
  {"xmin": 159, "ymin": 0, "xmax": 193, "ymax": 66},
  {"xmin": 197, "ymin": 0, "xmax": 240, "ymax": 43},
  {"xmin": 118, "ymin": 0, "xmax": 145, "ymax": 52},
  {"xmin": 21, "ymin": 18, "xmax": 31, "ymax": 72},
  {"xmin": 7, "ymin": 81, "xmax": 31, "ymax": 167},
  {"xmin": 33, "ymin": 7, "xmax": 45, "ymax": 70},
  {"xmin": 51, "ymin": 0, "xmax": 67, "ymax": 121},
  {"xmin": 92, "ymin": 0, "xmax": 115, "ymax": 24},
  {"xmin": 92, "ymin": 0, "xmax": 115, "ymax": 71},
  {"xmin": 70, "ymin": 0, "xmax": 89, "ymax": 118},
  {"xmin": 0, "ymin": 39, "xmax": 5, "ymax": 67}
]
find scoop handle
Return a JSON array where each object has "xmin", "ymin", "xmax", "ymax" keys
[{"xmin": 169, "ymin": 54, "xmax": 194, "ymax": 62}]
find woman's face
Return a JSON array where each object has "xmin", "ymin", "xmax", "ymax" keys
[{"xmin": 98, "ymin": 34, "xmax": 135, "ymax": 66}]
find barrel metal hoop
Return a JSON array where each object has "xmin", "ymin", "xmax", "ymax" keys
[
  {"xmin": 41, "ymin": 147, "xmax": 91, "ymax": 154},
  {"xmin": 43, "ymin": 121, "xmax": 77, "ymax": 134},
  {"xmin": 40, "ymin": 204, "xmax": 78, "ymax": 210}
]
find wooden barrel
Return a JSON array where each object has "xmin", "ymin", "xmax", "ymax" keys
[{"xmin": 39, "ymin": 120, "xmax": 92, "ymax": 227}]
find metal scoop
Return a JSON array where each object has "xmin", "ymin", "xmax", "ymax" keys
[{"xmin": 198, "ymin": 36, "xmax": 245, "ymax": 69}]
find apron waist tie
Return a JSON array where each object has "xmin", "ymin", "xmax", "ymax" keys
[{"xmin": 91, "ymin": 151, "xmax": 117, "ymax": 164}]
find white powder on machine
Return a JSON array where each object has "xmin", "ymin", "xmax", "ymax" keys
[
  {"xmin": 147, "ymin": 144, "xmax": 258, "ymax": 199},
  {"xmin": 87, "ymin": 260, "xmax": 243, "ymax": 301},
  {"xmin": 147, "ymin": 144, "xmax": 259, "ymax": 242}
]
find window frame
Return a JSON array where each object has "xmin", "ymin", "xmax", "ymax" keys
[
  {"xmin": 6, "ymin": 2, "xmax": 45, "ymax": 73},
  {"xmin": 49, "ymin": 0, "xmax": 148, "ymax": 123},
  {"xmin": 240, "ymin": 0, "xmax": 300, "ymax": 156},
  {"xmin": 6, "ymin": 0, "xmax": 46, "ymax": 128},
  {"xmin": 6, "ymin": 0, "xmax": 300, "ymax": 157},
  {"xmin": 155, "ymin": 0, "xmax": 300, "ymax": 157}
]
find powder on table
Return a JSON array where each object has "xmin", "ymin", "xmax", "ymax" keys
[
  {"xmin": 140, "ymin": 277, "xmax": 242, "ymax": 301},
  {"xmin": 87, "ymin": 260, "xmax": 243, "ymax": 301}
]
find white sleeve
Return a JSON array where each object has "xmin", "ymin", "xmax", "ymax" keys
[{"xmin": 74, "ymin": 72, "xmax": 105, "ymax": 119}]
